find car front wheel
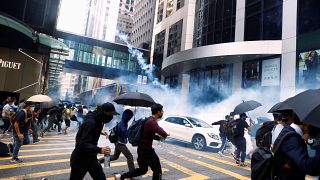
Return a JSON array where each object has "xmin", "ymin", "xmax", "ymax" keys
[{"xmin": 192, "ymin": 135, "xmax": 206, "ymax": 151}]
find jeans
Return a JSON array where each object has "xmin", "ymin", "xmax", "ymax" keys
[
  {"xmin": 219, "ymin": 134, "xmax": 227, "ymax": 153},
  {"xmin": 31, "ymin": 120, "xmax": 39, "ymax": 142},
  {"xmin": 234, "ymin": 136, "xmax": 246, "ymax": 162},
  {"xmin": 121, "ymin": 146, "xmax": 162, "ymax": 180},
  {"xmin": 13, "ymin": 131, "xmax": 30, "ymax": 159}
]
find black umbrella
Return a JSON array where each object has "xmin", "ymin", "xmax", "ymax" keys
[
  {"xmin": 113, "ymin": 92, "xmax": 156, "ymax": 107},
  {"xmin": 267, "ymin": 102, "xmax": 292, "ymax": 113},
  {"xmin": 233, "ymin": 100, "xmax": 262, "ymax": 115},
  {"xmin": 274, "ymin": 89, "xmax": 320, "ymax": 128}
]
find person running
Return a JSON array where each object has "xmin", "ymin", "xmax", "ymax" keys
[
  {"xmin": 69, "ymin": 102, "xmax": 119, "ymax": 180},
  {"xmin": 118, "ymin": 103, "xmax": 169, "ymax": 180},
  {"xmin": 63, "ymin": 105, "xmax": 71, "ymax": 134},
  {"xmin": 99, "ymin": 109, "xmax": 135, "ymax": 172},
  {"xmin": 31, "ymin": 107, "xmax": 41, "ymax": 144},
  {"xmin": 212, "ymin": 115, "xmax": 229, "ymax": 156},
  {"xmin": 11, "ymin": 101, "xmax": 32, "ymax": 163}
]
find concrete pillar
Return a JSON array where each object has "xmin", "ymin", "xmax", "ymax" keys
[
  {"xmin": 181, "ymin": 73, "xmax": 190, "ymax": 97},
  {"xmin": 232, "ymin": 62, "xmax": 243, "ymax": 93},
  {"xmin": 280, "ymin": 0, "xmax": 297, "ymax": 101},
  {"xmin": 235, "ymin": 0, "xmax": 245, "ymax": 42}
]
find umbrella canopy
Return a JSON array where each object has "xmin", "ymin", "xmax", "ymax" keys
[
  {"xmin": 233, "ymin": 100, "xmax": 262, "ymax": 115},
  {"xmin": 113, "ymin": 92, "xmax": 155, "ymax": 107},
  {"xmin": 274, "ymin": 89, "xmax": 320, "ymax": 128},
  {"xmin": 27, "ymin": 95, "xmax": 53, "ymax": 103},
  {"xmin": 267, "ymin": 102, "xmax": 292, "ymax": 113}
]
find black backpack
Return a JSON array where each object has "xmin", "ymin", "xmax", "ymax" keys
[
  {"xmin": 251, "ymin": 130, "xmax": 300, "ymax": 180},
  {"xmin": 223, "ymin": 120, "xmax": 240, "ymax": 136},
  {"xmin": 255, "ymin": 121, "xmax": 277, "ymax": 148},
  {"xmin": 127, "ymin": 118, "xmax": 148, "ymax": 146},
  {"xmin": 108, "ymin": 124, "xmax": 119, "ymax": 143}
]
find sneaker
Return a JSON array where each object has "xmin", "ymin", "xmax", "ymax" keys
[
  {"xmin": 10, "ymin": 158, "xmax": 23, "ymax": 163},
  {"xmin": 40, "ymin": 132, "xmax": 44, "ymax": 138},
  {"xmin": 218, "ymin": 151, "xmax": 224, "ymax": 157},
  {"xmin": 240, "ymin": 162, "xmax": 247, "ymax": 167},
  {"xmin": 236, "ymin": 160, "xmax": 240, "ymax": 164},
  {"xmin": 114, "ymin": 174, "xmax": 122, "ymax": 180},
  {"xmin": 33, "ymin": 139, "xmax": 40, "ymax": 144}
]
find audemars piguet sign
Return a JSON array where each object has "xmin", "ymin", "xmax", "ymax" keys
[{"xmin": 0, "ymin": 59, "xmax": 22, "ymax": 69}]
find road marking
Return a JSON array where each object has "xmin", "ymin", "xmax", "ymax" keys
[
  {"xmin": 0, "ymin": 152, "xmax": 71, "ymax": 161},
  {"xmin": 20, "ymin": 147, "xmax": 74, "ymax": 152},
  {"xmin": 22, "ymin": 143, "xmax": 75, "ymax": 147},
  {"xmin": 0, "ymin": 162, "xmax": 128, "ymax": 180},
  {"xmin": 40, "ymin": 137, "xmax": 75, "ymax": 140},
  {"xmin": 223, "ymin": 154, "xmax": 251, "ymax": 164},
  {"xmin": 169, "ymin": 151, "xmax": 250, "ymax": 180},
  {"xmin": 160, "ymin": 157, "xmax": 209, "ymax": 180},
  {"xmin": 183, "ymin": 149, "xmax": 251, "ymax": 170}
]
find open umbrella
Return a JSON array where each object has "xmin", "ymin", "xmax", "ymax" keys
[
  {"xmin": 273, "ymin": 89, "xmax": 320, "ymax": 128},
  {"xmin": 113, "ymin": 92, "xmax": 155, "ymax": 107},
  {"xmin": 27, "ymin": 95, "xmax": 53, "ymax": 103},
  {"xmin": 267, "ymin": 102, "xmax": 292, "ymax": 113},
  {"xmin": 233, "ymin": 100, "xmax": 262, "ymax": 115}
]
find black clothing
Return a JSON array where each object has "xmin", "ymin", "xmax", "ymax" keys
[
  {"xmin": 70, "ymin": 150, "xmax": 105, "ymax": 180},
  {"xmin": 234, "ymin": 119, "xmax": 249, "ymax": 138},
  {"xmin": 121, "ymin": 147, "xmax": 162, "ymax": 180},
  {"xmin": 14, "ymin": 110, "xmax": 29, "ymax": 133},
  {"xmin": 70, "ymin": 110, "xmax": 112, "ymax": 180},
  {"xmin": 212, "ymin": 120, "xmax": 227, "ymax": 135},
  {"xmin": 273, "ymin": 126, "xmax": 320, "ymax": 179}
]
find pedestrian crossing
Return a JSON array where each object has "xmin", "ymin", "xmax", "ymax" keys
[{"xmin": 0, "ymin": 133, "xmax": 254, "ymax": 179}]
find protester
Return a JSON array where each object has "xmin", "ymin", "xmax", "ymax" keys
[
  {"xmin": 69, "ymin": 102, "xmax": 119, "ymax": 180},
  {"xmin": 99, "ymin": 109, "xmax": 135, "ymax": 172},
  {"xmin": 233, "ymin": 113, "xmax": 253, "ymax": 167},
  {"xmin": 63, "ymin": 105, "xmax": 71, "ymax": 134},
  {"xmin": 271, "ymin": 111, "xmax": 320, "ymax": 179},
  {"xmin": 2, "ymin": 97, "xmax": 15, "ymax": 134},
  {"xmin": 77, "ymin": 105, "xmax": 84, "ymax": 128},
  {"xmin": 118, "ymin": 103, "xmax": 169, "ymax": 180},
  {"xmin": 40, "ymin": 106, "xmax": 58, "ymax": 137},
  {"xmin": 11, "ymin": 101, "xmax": 32, "ymax": 163},
  {"xmin": 212, "ymin": 115, "xmax": 229, "ymax": 156},
  {"xmin": 31, "ymin": 107, "xmax": 41, "ymax": 144}
]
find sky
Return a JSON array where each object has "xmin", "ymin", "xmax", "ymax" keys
[{"xmin": 56, "ymin": 0, "xmax": 88, "ymax": 35}]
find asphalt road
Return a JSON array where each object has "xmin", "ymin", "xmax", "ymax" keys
[{"xmin": 0, "ymin": 128, "xmax": 255, "ymax": 180}]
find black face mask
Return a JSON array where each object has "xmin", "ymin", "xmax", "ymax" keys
[{"xmin": 98, "ymin": 112, "xmax": 113, "ymax": 123}]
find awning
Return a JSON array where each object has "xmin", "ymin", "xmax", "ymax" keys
[{"xmin": 0, "ymin": 12, "xmax": 69, "ymax": 53}]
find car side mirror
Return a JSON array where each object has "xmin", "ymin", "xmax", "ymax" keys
[{"xmin": 185, "ymin": 124, "xmax": 192, "ymax": 128}]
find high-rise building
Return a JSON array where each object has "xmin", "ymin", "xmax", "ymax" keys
[
  {"xmin": 152, "ymin": 0, "xmax": 320, "ymax": 103},
  {"xmin": 132, "ymin": 0, "xmax": 156, "ymax": 49},
  {"xmin": 116, "ymin": 0, "xmax": 135, "ymax": 44}
]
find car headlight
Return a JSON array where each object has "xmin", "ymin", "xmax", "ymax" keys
[{"xmin": 207, "ymin": 133, "xmax": 219, "ymax": 140}]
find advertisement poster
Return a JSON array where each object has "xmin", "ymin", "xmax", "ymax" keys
[
  {"xmin": 298, "ymin": 50, "xmax": 320, "ymax": 88},
  {"xmin": 261, "ymin": 58, "xmax": 280, "ymax": 86}
]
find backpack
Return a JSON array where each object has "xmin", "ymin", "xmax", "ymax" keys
[
  {"xmin": 127, "ymin": 118, "xmax": 148, "ymax": 146},
  {"xmin": 255, "ymin": 121, "xmax": 277, "ymax": 148},
  {"xmin": 251, "ymin": 130, "xmax": 300, "ymax": 180},
  {"xmin": 108, "ymin": 124, "xmax": 119, "ymax": 143},
  {"xmin": 223, "ymin": 120, "xmax": 240, "ymax": 136}
]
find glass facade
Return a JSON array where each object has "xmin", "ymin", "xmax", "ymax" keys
[
  {"xmin": 166, "ymin": 0, "xmax": 174, "ymax": 17},
  {"xmin": 193, "ymin": 0, "xmax": 236, "ymax": 47},
  {"xmin": 60, "ymin": 39, "xmax": 139, "ymax": 72},
  {"xmin": 298, "ymin": 0, "xmax": 320, "ymax": 35},
  {"xmin": 244, "ymin": 0, "xmax": 283, "ymax": 41},
  {"xmin": 153, "ymin": 30, "xmax": 166, "ymax": 78},
  {"xmin": 176, "ymin": 0, "xmax": 184, "ymax": 10},
  {"xmin": 164, "ymin": 75, "xmax": 179, "ymax": 88},
  {"xmin": 157, "ymin": 0, "xmax": 164, "ymax": 23},
  {"xmin": 189, "ymin": 65, "xmax": 232, "ymax": 104},
  {"xmin": 167, "ymin": 19, "xmax": 183, "ymax": 57}
]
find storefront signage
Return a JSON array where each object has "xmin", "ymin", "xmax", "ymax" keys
[
  {"xmin": 0, "ymin": 59, "xmax": 21, "ymax": 70},
  {"xmin": 261, "ymin": 58, "xmax": 280, "ymax": 86}
]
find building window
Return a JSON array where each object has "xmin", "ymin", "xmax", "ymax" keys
[
  {"xmin": 177, "ymin": 0, "xmax": 184, "ymax": 10},
  {"xmin": 157, "ymin": 0, "xmax": 164, "ymax": 23},
  {"xmin": 164, "ymin": 75, "xmax": 179, "ymax": 88},
  {"xmin": 244, "ymin": 0, "xmax": 282, "ymax": 41},
  {"xmin": 189, "ymin": 65, "xmax": 232, "ymax": 104},
  {"xmin": 166, "ymin": 0, "xmax": 174, "ymax": 17},
  {"xmin": 167, "ymin": 20, "xmax": 183, "ymax": 57},
  {"xmin": 153, "ymin": 30, "xmax": 166, "ymax": 79},
  {"xmin": 298, "ymin": 0, "xmax": 320, "ymax": 35},
  {"xmin": 193, "ymin": 0, "xmax": 236, "ymax": 47}
]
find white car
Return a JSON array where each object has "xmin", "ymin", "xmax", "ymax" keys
[{"xmin": 158, "ymin": 116, "xmax": 222, "ymax": 150}]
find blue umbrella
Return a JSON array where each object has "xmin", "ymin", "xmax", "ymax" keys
[{"xmin": 256, "ymin": 117, "xmax": 271, "ymax": 123}]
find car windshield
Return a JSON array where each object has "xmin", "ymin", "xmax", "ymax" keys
[{"xmin": 187, "ymin": 117, "xmax": 211, "ymax": 128}]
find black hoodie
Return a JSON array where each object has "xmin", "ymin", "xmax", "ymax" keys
[{"xmin": 74, "ymin": 111, "xmax": 104, "ymax": 157}]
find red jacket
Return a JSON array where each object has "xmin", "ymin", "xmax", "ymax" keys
[{"xmin": 141, "ymin": 116, "xmax": 168, "ymax": 149}]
